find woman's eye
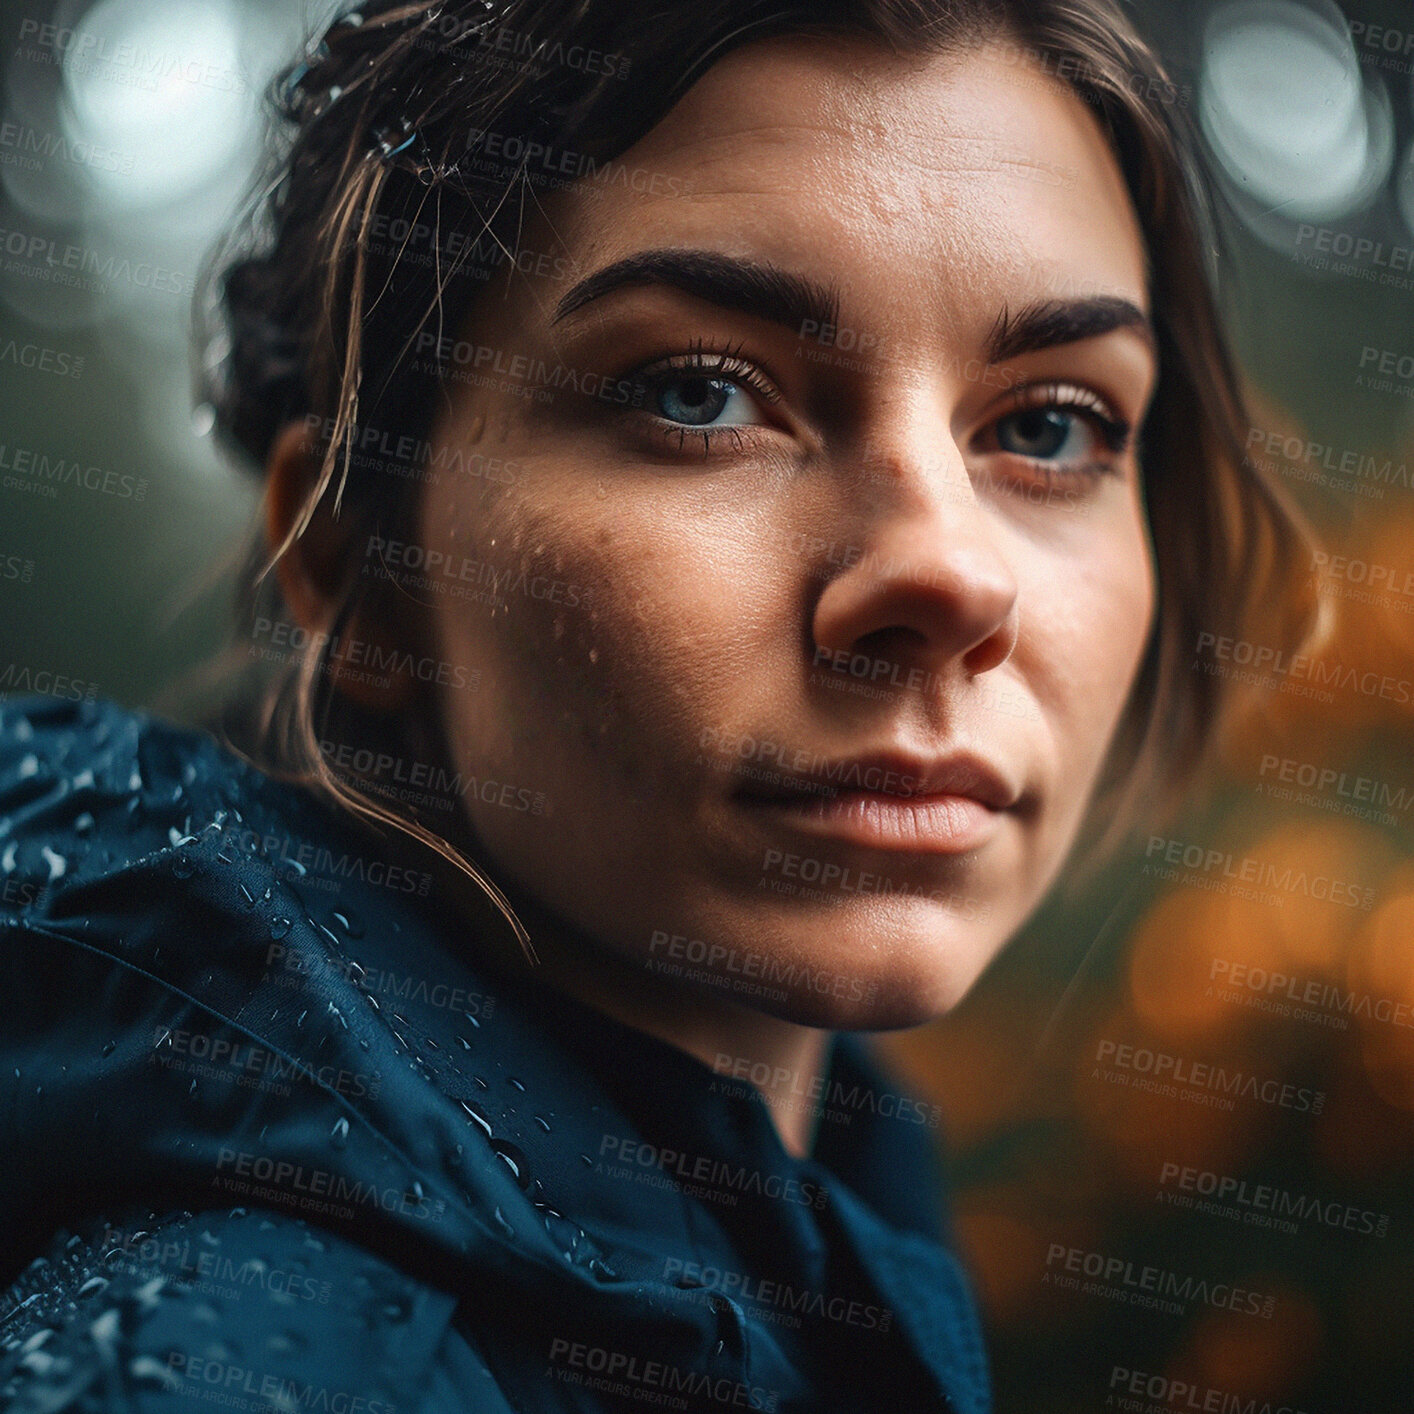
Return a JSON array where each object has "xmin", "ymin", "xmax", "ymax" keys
[
  {"xmin": 994, "ymin": 406, "xmax": 1098, "ymax": 462},
  {"xmin": 651, "ymin": 373, "xmax": 765, "ymax": 428}
]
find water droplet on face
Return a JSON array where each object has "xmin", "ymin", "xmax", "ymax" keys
[{"xmin": 331, "ymin": 1117, "xmax": 350, "ymax": 1149}]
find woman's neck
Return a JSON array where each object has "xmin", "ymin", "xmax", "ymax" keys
[{"xmin": 448, "ymin": 871, "xmax": 834, "ymax": 1158}]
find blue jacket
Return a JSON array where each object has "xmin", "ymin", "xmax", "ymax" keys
[{"xmin": 0, "ymin": 695, "xmax": 992, "ymax": 1412}]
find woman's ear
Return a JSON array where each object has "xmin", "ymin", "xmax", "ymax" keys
[{"xmin": 263, "ymin": 419, "xmax": 413, "ymax": 712}]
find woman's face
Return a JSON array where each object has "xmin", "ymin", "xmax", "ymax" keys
[{"xmin": 413, "ymin": 34, "xmax": 1159, "ymax": 1028}]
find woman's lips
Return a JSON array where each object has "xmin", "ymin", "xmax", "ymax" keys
[{"xmin": 736, "ymin": 785, "xmax": 1006, "ymax": 854}]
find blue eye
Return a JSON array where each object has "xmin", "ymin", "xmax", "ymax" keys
[
  {"xmin": 995, "ymin": 406, "xmax": 1094, "ymax": 461},
  {"xmin": 653, "ymin": 373, "xmax": 761, "ymax": 428}
]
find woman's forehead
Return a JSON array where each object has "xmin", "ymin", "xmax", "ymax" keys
[{"xmin": 517, "ymin": 35, "xmax": 1150, "ymax": 342}]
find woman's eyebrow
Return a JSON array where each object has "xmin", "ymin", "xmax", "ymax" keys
[
  {"xmin": 986, "ymin": 295, "xmax": 1156, "ymax": 362},
  {"xmin": 550, "ymin": 248, "xmax": 840, "ymax": 334}
]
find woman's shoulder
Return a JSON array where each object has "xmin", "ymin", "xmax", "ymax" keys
[{"xmin": 0, "ymin": 1203, "xmax": 503, "ymax": 1414}]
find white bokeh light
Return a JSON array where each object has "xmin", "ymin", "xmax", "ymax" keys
[
  {"xmin": 1201, "ymin": 0, "xmax": 1390, "ymax": 222},
  {"xmin": 59, "ymin": 0, "xmax": 254, "ymax": 210}
]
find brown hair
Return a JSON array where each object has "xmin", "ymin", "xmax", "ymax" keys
[{"xmin": 191, "ymin": 0, "xmax": 1319, "ymax": 934}]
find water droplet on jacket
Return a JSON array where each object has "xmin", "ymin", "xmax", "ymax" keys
[
  {"xmin": 17, "ymin": 753, "xmax": 39, "ymax": 778},
  {"xmin": 506, "ymin": 1075, "xmax": 525, "ymax": 1092},
  {"xmin": 172, "ymin": 852, "xmax": 195, "ymax": 880},
  {"xmin": 269, "ymin": 916, "xmax": 293, "ymax": 940},
  {"xmin": 492, "ymin": 1139, "xmax": 531, "ymax": 1190},
  {"xmin": 462, "ymin": 1011, "xmax": 480, "ymax": 1028},
  {"xmin": 40, "ymin": 845, "xmax": 67, "ymax": 880},
  {"xmin": 588, "ymin": 1257, "xmax": 617, "ymax": 1280},
  {"xmin": 579, "ymin": 1153, "xmax": 594, "ymax": 1168},
  {"xmin": 460, "ymin": 1099, "xmax": 493, "ymax": 1139},
  {"xmin": 238, "ymin": 883, "xmax": 257, "ymax": 908},
  {"xmin": 129, "ymin": 1353, "xmax": 181, "ymax": 1389},
  {"xmin": 101, "ymin": 1040, "xmax": 116, "ymax": 1057},
  {"xmin": 331, "ymin": 908, "xmax": 364, "ymax": 938},
  {"xmin": 493, "ymin": 1206, "xmax": 515, "ymax": 1238},
  {"xmin": 74, "ymin": 812, "xmax": 94, "ymax": 835},
  {"xmin": 533, "ymin": 1115, "xmax": 551, "ymax": 1133},
  {"xmin": 76, "ymin": 1275, "xmax": 109, "ymax": 1300},
  {"xmin": 331, "ymin": 1117, "xmax": 350, "ymax": 1149}
]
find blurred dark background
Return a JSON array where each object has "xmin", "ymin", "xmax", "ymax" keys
[{"xmin": 2, "ymin": 0, "xmax": 1412, "ymax": 1408}]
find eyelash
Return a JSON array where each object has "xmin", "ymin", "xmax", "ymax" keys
[
  {"xmin": 618, "ymin": 345, "xmax": 1135, "ymax": 478},
  {"xmin": 983, "ymin": 380, "xmax": 1135, "ymax": 485},
  {"xmin": 625, "ymin": 339, "xmax": 783, "ymax": 455}
]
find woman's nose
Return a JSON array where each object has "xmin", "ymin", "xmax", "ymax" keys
[{"xmin": 810, "ymin": 437, "xmax": 1020, "ymax": 679}]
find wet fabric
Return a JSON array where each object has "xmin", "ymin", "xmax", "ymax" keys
[{"xmin": 0, "ymin": 695, "xmax": 992, "ymax": 1412}]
